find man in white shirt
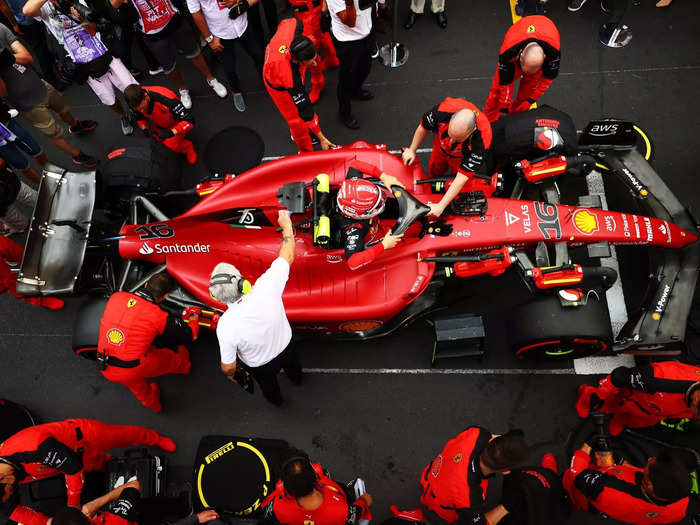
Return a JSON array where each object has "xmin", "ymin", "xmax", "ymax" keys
[
  {"xmin": 187, "ymin": 0, "xmax": 265, "ymax": 112},
  {"xmin": 212, "ymin": 210, "xmax": 301, "ymax": 406},
  {"xmin": 326, "ymin": 0, "xmax": 373, "ymax": 130},
  {"xmin": 23, "ymin": 0, "xmax": 137, "ymax": 135}
]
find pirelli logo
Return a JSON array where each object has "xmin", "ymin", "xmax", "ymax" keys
[{"xmin": 205, "ymin": 442, "xmax": 235, "ymax": 464}]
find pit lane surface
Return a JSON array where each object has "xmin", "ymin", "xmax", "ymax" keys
[{"xmin": 3, "ymin": 2, "xmax": 700, "ymax": 523}]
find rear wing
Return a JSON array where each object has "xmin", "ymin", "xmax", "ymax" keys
[
  {"xmin": 606, "ymin": 149, "xmax": 700, "ymax": 355},
  {"xmin": 16, "ymin": 166, "xmax": 96, "ymax": 296}
]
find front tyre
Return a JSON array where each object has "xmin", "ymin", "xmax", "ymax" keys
[{"xmin": 507, "ymin": 294, "xmax": 612, "ymax": 360}]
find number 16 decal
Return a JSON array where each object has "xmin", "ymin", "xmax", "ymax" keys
[{"xmin": 534, "ymin": 202, "xmax": 562, "ymax": 240}]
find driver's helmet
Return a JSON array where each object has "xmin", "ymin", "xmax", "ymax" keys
[{"xmin": 336, "ymin": 178, "xmax": 386, "ymax": 220}]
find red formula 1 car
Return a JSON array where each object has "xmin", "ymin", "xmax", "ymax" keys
[{"xmin": 15, "ymin": 119, "xmax": 700, "ymax": 360}]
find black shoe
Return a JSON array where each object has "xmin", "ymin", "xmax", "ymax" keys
[
  {"xmin": 352, "ymin": 89, "xmax": 374, "ymax": 101},
  {"xmin": 68, "ymin": 119, "xmax": 98, "ymax": 135},
  {"xmin": 340, "ymin": 113, "xmax": 360, "ymax": 129},
  {"xmin": 72, "ymin": 152, "xmax": 99, "ymax": 168},
  {"xmin": 435, "ymin": 11, "xmax": 447, "ymax": 29},
  {"xmin": 404, "ymin": 11, "xmax": 419, "ymax": 30}
]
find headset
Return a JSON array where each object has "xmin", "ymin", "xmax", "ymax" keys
[
  {"xmin": 209, "ymin": 272, "xmax": 251, "ymax": 300},
  {"xmin": 290, "ymin": 36, "xmax": 316, "ymax": 62}
]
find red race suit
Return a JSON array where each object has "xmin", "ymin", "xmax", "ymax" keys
[
  {"xmin": 0, "ymin": 419, "xmax": 164, "ymax": 519},
  {"xmin": 337, "ymin": 161, "xmax": 394, "ymax": 270},
  {"xmin": 420, "ymin": 426, "xmax": 492, "ymax": 525},
  {"xmin": 264, "ymin": 18, "xmax": 322, "ymax": 153},
  {"xmin": 134, "ymin": 86, "xmax": 196, "ymax": 164},
  {"xmin": 420, "ymin": 98, "xmax": 492, "ymax": 180},
  {"xmin": 98, "ymin": 290, "xmax": 197, "ymax": 412},
  {"xmin": 483, "ymin": 16, "xmax": 560, "ymax": 122},
  {"xmin": 4, "ymin": 486, "xmax": 141, "ymax": 525},
  {"xmin": 563, "ymin": 449, "xmax": 690, "ymax": 525},
  {"xmin": 262, "ymin": 463, "xmax": 371, "ymax": 525},
  {"xmin": 0, "ymin": 237, "xmax": 61, "ymax": 309},
  {"xmin": 288, "ymin": 0, "xmax": 339, "ymax": 101},
  {"xmin": 576, "ymin": 361, "xmax": 700, "ymax": 435}
]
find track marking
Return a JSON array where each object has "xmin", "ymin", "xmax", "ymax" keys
[
  {"xmin": 66, "ymin": 65, "xmax": 700, "ymax": 109},
  {"xmin": 303, "ymin": 367, "xmax": 575, "ymax": 375}
]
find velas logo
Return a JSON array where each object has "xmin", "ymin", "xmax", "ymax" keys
[
  {"xmin": 139, "ymin": 242, "xmax": 211, "ymax": 254},
  {"xmin": 106, "ymin": 328, "xmax": 125, "ymax": 346},
  {"xmin": 572, "ymin": 209, "xmax": 599, "ymax": 235}
]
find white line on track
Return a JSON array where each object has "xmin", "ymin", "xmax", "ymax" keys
[
  {"xmin": 66, "ymin": 64, "xmax": 700, "ymax": 109},
  {"xmin": 302, "ymin": 367, "xmax": 576, "ymax": 375}
]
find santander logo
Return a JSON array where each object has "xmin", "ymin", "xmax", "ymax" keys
[{"xmin": 139, "ymin": 242, "xmax": 154, "ymax": 255}]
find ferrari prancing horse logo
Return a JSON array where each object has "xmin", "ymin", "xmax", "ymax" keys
[
  {"xmin": 127, "ymin": 298, "xmax": 137, "ymax": 308},
  {"xmin": 527, "ymin": 24, "xmax": 535, "ymax": 33}
]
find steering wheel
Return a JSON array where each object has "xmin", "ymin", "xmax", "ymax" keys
[{"xmin": 390, "ymin": 185, "xmax": 430, "ymax": 236}]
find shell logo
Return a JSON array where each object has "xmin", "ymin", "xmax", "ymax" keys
[
  {"xmin": 572, "ymin": 209, "xmax": 599, "ymax": 235},
  {"xmin": 106, "ymin": 328, "xmax": 125, "ymax": 346}
]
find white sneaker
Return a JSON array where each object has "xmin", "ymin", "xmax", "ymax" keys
[
  {"xmin": 114, "ymin": 476, "xmax": 125, "ymax": 489},
  {"xmin": 179, "ymin": 89, "xmax": 192, "ymax": 109},
  {"xmin": 208, "ymin": 78, "xmax": 228, "ymax": 98}
]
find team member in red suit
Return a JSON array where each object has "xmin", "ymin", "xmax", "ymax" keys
[
  {"xmin": 483, "ymin": 15, "xmax": 560, "ymax": 123},
  {"xmin": 263, "ymin": 18, "xmax": 335, "ymax": 153},
  {"xmin": 0, "ymin": 236, "xmax": 63, "ymax": 309},
  {"xmin": 263, "ymin": 452, "xmax": 372, "ymax": 525},
  {"xmin": 336, "ymin": 161, "xmax": 405, "ymax": 270},
  {"xmin": 563, "ymin": 443, "xmax": 691, "ymax": 524},
  {"xmin": 576, "ymin": 361, "xmax": 700, "ymax": 435},
  {"xmin": 420, "ymin": 428, "xmax": 528, "ymax": 525},
  {"xmin": 0, "ymin": 419, "xmax": 175, "ymax": 524},
  {"xmin": 401, "ymin": 98, "xmax": 492, "ymax": 218},
  {"xmin": 288, "ymin": 0, "xmax": 339, "ymax": 102},
  {"xmin": 123, "ymin": 84, "xmax": 197, "ymax": 165},
  {"xmin": 98, "ymin": 272, "xmax": 199, "ymax": 412}
]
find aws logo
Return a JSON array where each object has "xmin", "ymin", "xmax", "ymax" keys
[{"xmin": 106, "ymin": 328, "xmax": 125, "ymax": 346}]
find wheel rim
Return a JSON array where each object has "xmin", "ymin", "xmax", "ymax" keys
[{"xmin": 516, "ymin": 338, "xmax": 607, "ymax": 360}]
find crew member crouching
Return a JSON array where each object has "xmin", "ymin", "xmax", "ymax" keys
[
  {"xmin": 98, "ymin": 272, "xmax": 199, "ymax": 412},
  {"xmin": 124, "ymin": 84, "xmax": 198, "ymax": 165},
  {"xmin": 263, "ymin": 451, "xmax": 372, "ymax": 525}
]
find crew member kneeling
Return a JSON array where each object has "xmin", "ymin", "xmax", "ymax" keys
[
  {"xmin": 263, "ymin": 18, "xmax": 334, "ymax": 153},
  {"xmin": 124, "ymin": 84, "xmax": 198, "ymax": 165},
  {"xmin": 420, "ymin": 428, "xmax": 528, "ymax": 525},
  {"xmin": 402, "ymin": 98, "xmax": 492, "ymax": 219},
  {"xmin": 576, "ymin": 361, "xmax": 700, "ymax": 435},
  {"xmin": 336, "ymin": 161, "xmax": 405, "ymax": 270},
  {"xmin": 564, "ymin": 443, "xmax": 692, "ymax": 524},
  {"xmin": 263, "ymin": 451, "xmax": 372, "ymax": 525},
  {"xmin": 0, "ymin": 419, "xmax": 175, "ymax": 524},
  {"xmin": 213, "ymin": 210, "xmax": 301, "ymax": 406},
  {"xmin": 98, "ymin": 272, "xmax": 199, "ymax": 412}
]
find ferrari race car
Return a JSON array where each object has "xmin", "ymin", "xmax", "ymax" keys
[{"xmin": 14, "ymin": 113, "xmax": 700, "ymax": 361}]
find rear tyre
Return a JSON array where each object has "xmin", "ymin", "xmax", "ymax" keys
[
  {"xmin": 508, "ymin": 293, "xmax": 612, "ymax": 360},
  {"xmin": 73, "ymin": 296, "xmax": 109, "ymax": 360}
]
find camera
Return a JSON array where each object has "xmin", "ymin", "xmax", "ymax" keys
[{"xmin": 227, "ymin": 0, "xmax": 248, "ymax": 19}]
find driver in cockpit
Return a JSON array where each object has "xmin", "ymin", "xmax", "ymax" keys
[{"xmin": 336, "ymin": 161, "xmax": 405, "ymax": 270}]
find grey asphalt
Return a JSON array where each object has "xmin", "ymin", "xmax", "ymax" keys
[{"xmin": 3, "ymin": 1, "xmax": 700, "ymax": 524}]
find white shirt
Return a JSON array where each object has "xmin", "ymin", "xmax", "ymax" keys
[
  {"xmin": 186, "ymin": 0, "xmax": 248, "ymax": 40},
  {"xmin": 327, "ymin": 0, "xmax": 372, "ymax": 42},
  {"xmin": 216, "ymin": 257, "xmax": 292, "ymax": 368}
]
